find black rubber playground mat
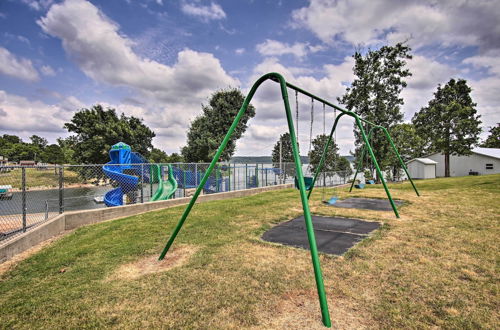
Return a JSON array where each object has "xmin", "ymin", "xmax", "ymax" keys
[
  {"xmin": 262, "ymin": 215, "xmax": 381, "ymax": 255},
  {"xmin": 330, "ymin": 197, "xmax": 404, "ymax": 211}
]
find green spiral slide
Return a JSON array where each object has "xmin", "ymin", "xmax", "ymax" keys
[{"xmin": 150, "ymin": 164, "xmax": 178, "ymax": 201}]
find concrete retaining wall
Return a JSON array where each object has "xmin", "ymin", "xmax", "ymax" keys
[{"xmin": 0, "ymin": 184, "xmax": 293, "ymax": 263}]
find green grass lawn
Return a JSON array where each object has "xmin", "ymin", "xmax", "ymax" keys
[
  {"xmin": 0, "ymin": 168, "xmax": 81, "ymax": 189},
  {"xmin": 1, "ymin": 174, "xmax": 499, "ymax": 328}
]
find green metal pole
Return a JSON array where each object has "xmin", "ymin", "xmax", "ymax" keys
[
  {"xmin": 354, "ymin": 117, "xmax": 400, "ymax": 218},
  {"xmin": 278, "ymin": 77, "xmax": 332, "ymax": 328},
  {"xmin": 307, "ymin": 113, "xmax": 345, "ymax": 199},
  {"xmin": 381, "ymin": 127, "xmax": 420, "ymax": 196}
]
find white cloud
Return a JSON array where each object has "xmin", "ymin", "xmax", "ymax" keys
[
  {"xmin": 292, "ymin": 0, "xmax": 500, "ymax": 50},
  {"xmin": 235, "ymin": 48, "xmax": 245, "ymax": 55},
  {"xmin": 180, "ymin": 1, "xmax": 226, "ymax": 21},
  {"xmin": 38, "ymin": 0, "xmax": 237, "ymax": 100},
  {"xmin": 36, "ymin": 0, "xmax": 237, "ymax": 154},
  {"xmin": 0, "ymin": 47, "xmax": 39, "ymax": 82},
  {"xmin": 256, "ymin": 39, "xmax": 323, "ymax": 59},
  {"xmin": 21, "ymin": 0, "xmax": 54, "ymax": 11},
  {"xmin": 40, "ymin": 64, "xmax": 56, "ymax": 76},
  {"xmin": 463, "ymin": 50, "xmax": 500, "ymax": 76},
  {"xmin": 400, "ymin": 55, "xmax": 458, "ymax": 121},
  {"xmin": 0, "ymin": 90, "xmax": 79, "ymax": 134}
]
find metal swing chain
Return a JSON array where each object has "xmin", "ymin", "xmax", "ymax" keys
[
  {"xmin": 309, "ymin": 98, "xmax": 314, "ymax": 155},
  {"xmin": 323, "ymin": 103, "xmax": 326, "ymax": 135},
  {"xmin": 295, "ymin": 90, "xmax": 299, "ymax": 139}
]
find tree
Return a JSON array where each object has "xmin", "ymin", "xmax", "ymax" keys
[
  {"xmin": 30, "ymin": 135, "xmax": 48, "ymax": 149},
  {"xmin": 167, "ymin": 153, "xmax": 183, "ymax": 163},
  {"xmin": 1, "ymin": 134, "xmax": 22, "ymax": 145},
  {"xmin": 386, "ymin": 123, "xmax": 425, "ymax": 180},
  {"xmin": 181, "ymin": 88, "xmax": 255, "ymax": 162},
  {"xmin": 57, "ymin": 137, "xmax": 77, "ymax": 164},
  {"xmin": 412, "ymin": 79, "xmax": 482, "ymax": 177},
  {"xmin": 336, "ymin": 157, "xmax": 353, "ymax": 182},
  {"xmin": 481, "ymin": 123, "xmax": 500, "ymax": 148},
  {"xmin": 308, "ymin": 134, "xmax": 340, "ymax": 175},
  {"xmin": 64, "ymin": 105, "xmax": 155, "ymax": 164},
  {"xmin": 3, "ymin": 143, "xmax": 40, "ymax": 162},
  {"xmin": 271, "ymin": 132, "xmax": 297, "ymax": 178},
  {"xmin": 43, "ymin": 144, "xmax": 66, "ymax": 164},
  {"xmin": 338, "ymin": 43, "xmax": 412, "ymax": 181},
  {"xmin": 149, "ymin": 148, "xmax": 184, "ymax": 163}
]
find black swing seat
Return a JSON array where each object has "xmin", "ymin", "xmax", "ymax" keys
[{"xmin": 294, "ymin": 176, "xmax": 314, "ymax": 191}]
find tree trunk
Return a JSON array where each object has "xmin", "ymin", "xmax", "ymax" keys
[{"xmin": 444, "ymin": 151, "xmax": 450, "ymax": 177}]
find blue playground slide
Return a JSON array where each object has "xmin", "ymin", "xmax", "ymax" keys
[
  {"xmin": 103, "ymin": 142, "xmax": 140, "ymax": 207},
  {"xmin": 103, "ymin": 142, "xmax": 176, "ymax": 207}
]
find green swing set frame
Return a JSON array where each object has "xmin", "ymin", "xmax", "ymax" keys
[{"xmin": 159, "ymin": 72, "xmax": 420, "ymax": 327}]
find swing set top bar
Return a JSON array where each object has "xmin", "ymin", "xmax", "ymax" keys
[
  {"xmin": 159, "ymin": 72, "xmax": 419, "ymax": 328},
  {"xmin": 271, "ymin": 76, "xmax": 381, "ymax": 129}
]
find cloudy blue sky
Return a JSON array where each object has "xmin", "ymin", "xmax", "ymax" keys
[{"xmin": 0, "ymin": 0, "xmax": 499, "ymax": 157}]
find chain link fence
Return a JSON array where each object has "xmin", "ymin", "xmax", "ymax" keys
[{"xmin": 0, "ymin": 162, "xmax": 355, "ymax": 244}]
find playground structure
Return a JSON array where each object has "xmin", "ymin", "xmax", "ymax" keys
[
  {"xmin": 103, "ymin": 142, "xmax": 177, "ymax": 207},
  {"xmin": 171, "ymin": 163, "xmax": 285, "ymax": 194},
  {"xmin": 158, "ymin": 72, "xmax": 420, "ymax": 327}
]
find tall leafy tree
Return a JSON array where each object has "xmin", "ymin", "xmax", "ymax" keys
[
  {"xmin": 412, "ymin": 79, "xmax": 482, "ymax": 177},
  {"xmin": 149, "ymin": 148, "xmax": 184, "ymax": 163},
  {"xmin": 271, "ymin": 132, "xmax": 297, "ymax": 177},
  {"xmin": 64, "ymin": 105, "xmax": 155, "ymax": 164},
  {"xmin": 480, "ymin": 124, "xmax": 500, "ymax": 148},
  {"xmin": 308, "ymin": 134, "xmax": 340, "ymax": 175},
  {"xmin": 182, "ymin": 88, "xmax": 255, "ymax": 162},
  {"xmin": 3, "ymin": 143, "xmax": 40, "ymax": 163},
  {"xmin": 1, "ymin": 134, "xmax": 22, "ymax": 146},
  {"xmin": 30, "ymin": 135, "xmax": 48, "ymax": 149},
  {"xmin": 338, "ymin": 43, "xmax": 412, "ymax": 180},
  {"xmin": 57, "ymin": 137, "xmax": 77, "ymax": 164},
  {"xmin": 336, "ymin": 157, "xmax": 353, "ymax": 182},
  {"xmin": 386, "ymin": 123, "xmax": 425, "ymax": 179},
  {"xmin": 43, "ymin": 144, "xmax": 66, "ymax": 164}
]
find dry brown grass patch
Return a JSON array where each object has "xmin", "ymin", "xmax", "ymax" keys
[
  {"xmin": 109, "ymin": 245, "xmax": 198, "ymax": 280},
  {"xmin": 255, "ymin": 289, "xmax": 375, "ymax": 330}
]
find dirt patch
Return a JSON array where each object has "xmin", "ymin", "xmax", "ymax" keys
[
  {"xmin": 255, "ymin": 289, "xmax": 373, "ymax": 329},
  {"xmin": 109, "ymin": 245, "xmax": 198, "ymax": 280}
]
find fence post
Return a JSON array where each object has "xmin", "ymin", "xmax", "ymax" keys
[
  {"xmin": 150, "ymin": 165, "xmax": 153, "ymax": 200},
  {"xmin": 195, "ymin": 163, "xmax": 198, "ymax": 186},
  {"xmin": 58, "ymin": 165, "xmax": 64, "ymax": 214},
  {"xmin": 228, "ymin": 164, "xmax": 231, "ymax": 192},
  {"xmin": 183, "ymin": 166, "xmax": 186, "ymax": 197},
  {"xmin": 215, "ymin": 163, "xmax": 219, "ymax": 193},
  {"xmin": 140, "ymin": 164, "xmax": 144, "ymax": 203},
  {"xmin": 265, "ymin": 166, "xmax": 268, "ymax": 186},
  {"xmin": 22, "ymin": 167, "xmax": 26, "ymax": 232},
  {"xmin": 245, "ymin": 164, "xmax": 248, "ymax": 189}
]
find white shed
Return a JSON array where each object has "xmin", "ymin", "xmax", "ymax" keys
[
  {"xmin": 427, "ymin": 148, "xmax": 500, "ymax": 177},
  {"xmin": 407, "ymin": 158, "xmax": 437, "ymax": 179}
]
